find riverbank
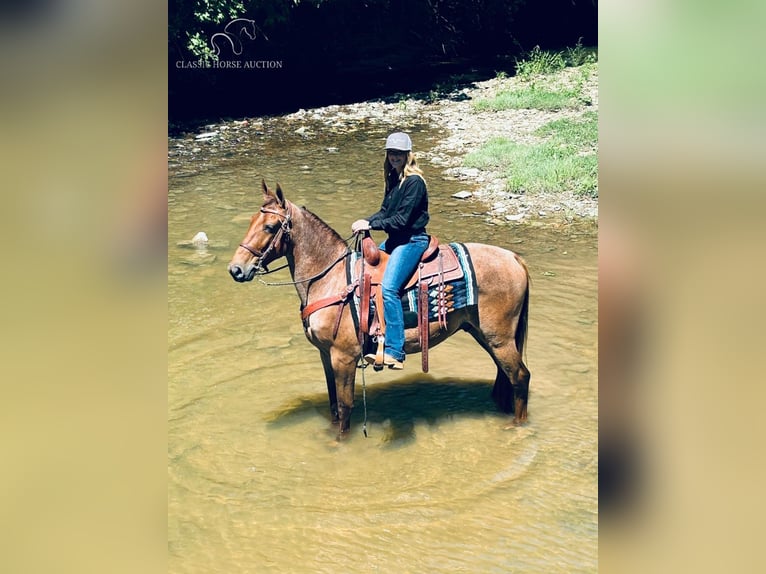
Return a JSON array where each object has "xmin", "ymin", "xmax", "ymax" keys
[
  {"xmin": 171, "ymin": 64, "xmax": 598, "ymax": 227},
  {"xmin": 280, "ymin": 63, "xmax": 598, "ymax": 226}
]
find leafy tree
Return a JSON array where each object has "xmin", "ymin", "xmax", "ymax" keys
[{"xmin": 169, "ymin": 0, "xmax": 293, "ymax": 60}]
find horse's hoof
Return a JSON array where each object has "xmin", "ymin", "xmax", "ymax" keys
[
  {"xmin": 333, "ymin": 429, "xmax": 351, "ymax": 442},
  {"xmin": 503, "ymin": 417, "xmax": 528, "ymax": 430}
]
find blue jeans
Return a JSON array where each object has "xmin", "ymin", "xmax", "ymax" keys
[{"xmin": 380, "ymin": 233, "xmax": 430, "ymax": 361}]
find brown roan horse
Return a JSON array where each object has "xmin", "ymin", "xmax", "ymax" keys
[{"xmin": 228, "ymin": 181, "xmax": 531, "ymax": 435}]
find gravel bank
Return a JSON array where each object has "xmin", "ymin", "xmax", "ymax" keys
[{"xmin": 281, "ymin": 65, "xmax": 598, "ymax": 226}]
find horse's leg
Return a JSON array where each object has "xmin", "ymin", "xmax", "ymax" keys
[
  {"xmin": 330, "ymin": 348, "xmax": 358, "ymax": 434},
  {"xmin": 465, "ymin": 326, "xmax": 513, "ymax": 411},
  {"xmin": 319, "ymin": 349, "xmax": 339, "ymax": 424},
  {"xmin": 510, "ymin": 357, "xmax": 530, "ymax": 423},
  {"xmin": 465, "ymin": 325, "xmax": 530, "ymax": 423}
]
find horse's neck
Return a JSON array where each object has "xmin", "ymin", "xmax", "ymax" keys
[{"xmin": 288, "ymin": 206, "xmax": 347, "ymax": 305}]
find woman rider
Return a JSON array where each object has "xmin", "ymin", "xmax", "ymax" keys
[{"xmin": 351, "ymin": 132, "xmax": 430, "ymax": 369}]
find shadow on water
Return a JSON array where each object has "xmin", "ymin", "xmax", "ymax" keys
[{"xmin": 266, "ymin": 373, "xmax": 502, "ymax": 443}]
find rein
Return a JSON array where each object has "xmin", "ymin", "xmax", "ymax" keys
[{"xmin": 257, "ymin": 249, "xmax": 351, "ymax": 287}]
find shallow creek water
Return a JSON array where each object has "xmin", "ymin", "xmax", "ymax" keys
[{"xmin": 168, "ymin": 120, "xmax": 597, "ymax": 573}]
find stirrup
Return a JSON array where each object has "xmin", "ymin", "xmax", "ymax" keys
[
  {"xmin": 373, "ymin": 336, "xmax": 386, "ymax": 371},
  {"xmin": 364, "ymin": 353, "xmax": 403, "ymax": 370}
]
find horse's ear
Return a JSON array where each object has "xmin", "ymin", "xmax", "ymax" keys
[
  {"xmin": 275, "ymin": 183, "xmax": 286, "ymax": 208},
  {"xmin": 260, "ymin": 179, "xmax": 271, "ymax": 200}
]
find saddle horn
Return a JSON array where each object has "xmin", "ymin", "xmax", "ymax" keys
[{"xmin": 361, "ymin": 231, "xmax": 380, "ymax": 266}]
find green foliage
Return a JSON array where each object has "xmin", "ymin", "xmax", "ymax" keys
[
  {"xmin": 194, "ymin": 0, "xmax": 246, "ymax": 23},
  {"xmin": 515, "ymin": 46, "xmax": 566, "ymax": 81},
  {"xmin": 189, "ymin": 0, "xmax": 244, "ymax": 58},
  {"xmin": 513, "ymin": 41, "xmax": 597, "ymax": 81},
  {"xmin": 463, "ymin": 112, "xmax": 598, "ymax": 198},
  {"xmin": 564, "ymin": 38, "xmax": 598, "ymax": 67},
  {"xmin": 187, "ymin": 32, "xmax": 216, "ymax": 60},
  {"xmin": 169, "ymin": 0, "xmax": 293, "ymax": 60}
]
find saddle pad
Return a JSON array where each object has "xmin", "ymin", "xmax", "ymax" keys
[
  {"xmin": 346, "ymin": 243, "xmax": 478, "ymax": 331},
  {"xmin": 402, "ymin": 242, "xmax": 477, "ymax": 328}
]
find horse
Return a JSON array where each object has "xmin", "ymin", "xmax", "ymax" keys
[{"xmin": 228, "ymin": 181, "xmax": 531, "ymax": 435}]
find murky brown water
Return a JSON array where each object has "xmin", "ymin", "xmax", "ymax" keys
[{"xmin": 169, "ymin": 120, "xmax": 598, "ymax": 573}]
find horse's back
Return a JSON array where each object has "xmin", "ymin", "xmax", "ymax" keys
[{"xmin": 464, "ymin": 242, "xmax": 528, "ymax": 295}]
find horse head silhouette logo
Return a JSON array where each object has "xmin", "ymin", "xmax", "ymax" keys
[{"xmin": 210, "ymin": 18, "xmax": 264, "ymax": 57}]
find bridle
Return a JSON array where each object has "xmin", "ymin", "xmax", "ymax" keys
[
  {"xmin": 237, "ymin": 200, "xmax": 357, "ymax": 286},
  {"xmin": 238, "ymin": 203, "xmax": 293, "ymax": 274}
]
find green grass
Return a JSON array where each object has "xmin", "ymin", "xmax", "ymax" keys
[
  {"xmin": 465, "ymin": 41, "xmax": 598, "ymax": 199},
  {"xmin": 464, "ymin": 112, "xmax": 598, "ymax": 198},
  {"xmin": 472, "ymin": 84, "xmax": 584, "ymax": 111},
  {"xmin": 535, "ymin": 111, "xmax": 598, "ymax": 150},
  {"xmin": 472, "ymin": 41, "xmax": 597, "ymax": 113}
]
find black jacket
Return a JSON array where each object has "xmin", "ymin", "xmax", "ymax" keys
[{"xmin": 367, "ymin": 174, "xmax": 429, "ymax": 245}]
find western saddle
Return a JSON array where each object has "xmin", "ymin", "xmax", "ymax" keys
[{"xmin": 301, "ymin": 232, "xmax": 464, "ymax": 372}]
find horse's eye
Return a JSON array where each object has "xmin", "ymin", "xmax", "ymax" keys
[{"xmin": 264, "ymin": 223, "xmax": 278, "ymax": 233}]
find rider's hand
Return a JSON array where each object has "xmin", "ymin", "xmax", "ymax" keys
[{"xmin": 351, "ymin": 219, "xmax": 371, "ymax": 233}]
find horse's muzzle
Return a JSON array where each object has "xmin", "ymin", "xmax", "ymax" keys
[{"xmin": 228, "ymin": 263, "xmax": 256, "ymax": 282}]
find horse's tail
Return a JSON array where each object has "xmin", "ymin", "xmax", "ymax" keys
[{"xmin": 514, "ymin": 253, "xmax": 530, "ymax": 357}]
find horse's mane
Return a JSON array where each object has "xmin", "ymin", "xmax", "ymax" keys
[{"xmin": 298, "ymin": 205, "xmax": 346, "ymax": 247}]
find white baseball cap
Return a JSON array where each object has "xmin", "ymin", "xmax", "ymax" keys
[{"xmin": 385, "ymin": 132, "xmax": 412, "ymax": 151}]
